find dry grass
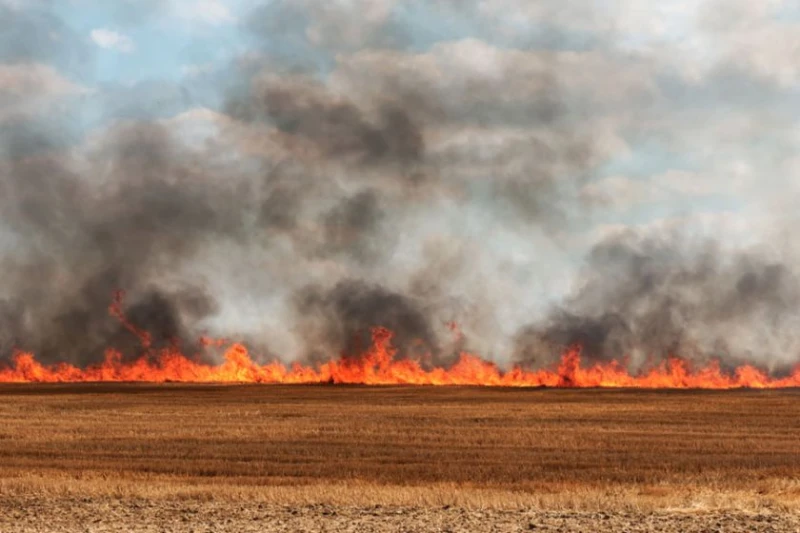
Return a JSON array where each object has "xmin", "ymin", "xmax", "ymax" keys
[{"xmin": 1, "ymin": 384, "xmax": 798, "ymax": 511}]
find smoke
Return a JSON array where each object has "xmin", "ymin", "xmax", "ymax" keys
[
  {"xmin": 0, "ymin": 122, "xmax": 239, "ymax": 363},
  {"xmin": 0, "ymin": 1, "xmax": 798, "ymax": 374},
  {"xmin": 318, "ymin": 190, "xmax": 385, "ymax": 262},
  {"xmin": 515, "ymin": 229, "xmax": 800, "ymax": 373},
  {"xmin": 294, "ymin": 280, "xmax": 439, "ymax": 363},
  {"xmin": 231, "ymin": 75, "xmax": 426, "ymax": 166}
]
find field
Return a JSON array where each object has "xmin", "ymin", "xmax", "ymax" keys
[{"xmin": 1, "ymin": 384, "xmax": 799, "ymax": 532}]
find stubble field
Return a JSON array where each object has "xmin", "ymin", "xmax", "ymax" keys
[{"xmin": 0, "ymin": 384, "xmax": 798, "ymax": 532}]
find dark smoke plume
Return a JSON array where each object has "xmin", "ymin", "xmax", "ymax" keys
[
  {"xmin": 0, "ymin": 1, "xmax": 595, "ymax": 366},
  {"xmin": 0, "ymin": 123, "xmax": 240, "ymax": 363},
  {"xmin": 226, "ymin": 73, "xmax": 428, "ymax": 183},
  {"xmin": 2, "ymin": 1, "xmax": 795, "ymax": 374},
  {"xmin": 294, "ymin": 280, "xmax": 439, "ymax": 364},
  {"xmin": 515, "ymin": 230, "xmax": 800, "ymax": 373}
]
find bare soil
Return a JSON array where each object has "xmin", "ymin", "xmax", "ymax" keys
[{"xmin": 1, "ymin": 498, "xmax": 799, "ymax": 533}]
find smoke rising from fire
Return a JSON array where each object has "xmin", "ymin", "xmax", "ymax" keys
[
  {"xmin": 514, "ymin": 229, "xmax": 800, "ymax": 374},
  {"xmin": 0, "ymin": 1, "xmax": 798, "ymax": 374}
]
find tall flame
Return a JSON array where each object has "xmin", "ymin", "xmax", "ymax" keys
[{"xmin": 2, "ymin": 326, "xmax": 799, "ymax": 388}]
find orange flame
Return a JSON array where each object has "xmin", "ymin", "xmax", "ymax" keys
[
  {"xmin": 1, "ymin": 326, "xmax": 799, "ymax": 388},
  {"xmin": 0, "ymin": 293, "xmax": 798, "ymax": 388}
]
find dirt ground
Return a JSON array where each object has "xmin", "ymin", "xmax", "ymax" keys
[
  {"xmin": 1, "ymin": 384, "xmax": 798, "ymax": 531},
  {"xmin": 1, "ymin": 498, "xmax": 799, "ymax": 533}
]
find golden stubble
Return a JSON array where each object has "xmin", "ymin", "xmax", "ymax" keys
[{"xmin": 0, "ymin": 384, "xmax": 798, "ymax": 512}]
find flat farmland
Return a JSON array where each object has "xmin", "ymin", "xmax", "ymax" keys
[{"xmin": 1, "ymin": 385, "xmax": 799, "ymax": 532}]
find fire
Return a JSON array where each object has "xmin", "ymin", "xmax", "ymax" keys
[
  {"xmin": 0, "ymin": 293, "xmax": 798, "ymax": 388},
  {"xmin": 1, "ymin": 326, "xmax": 799, "ymax": 388}
]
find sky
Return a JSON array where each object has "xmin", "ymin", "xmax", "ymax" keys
[{"xmin": 1, "ymin": 0, "xmax": 800, "ymax": 368}]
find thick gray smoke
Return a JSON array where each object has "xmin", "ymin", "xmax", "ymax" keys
[
  {"xmin": 0, "ymin": 2, "xmax": 596, "ymax": 367},
  {"xmin": 294, "ymin": 280, "xmax": 440, "ymax": 364},
  {"xmin": 0, "ymin": 123, "xmax": 240, "ymax": 363},
  {"xmin": 515, "ymin": 230, "xmax": 800, "ymax": 373},
  {"xmin": 0, "ymin": 1, "xmax": 798, "ymax": 373}
]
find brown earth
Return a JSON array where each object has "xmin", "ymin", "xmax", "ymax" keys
[
  {"xmin": 1, "ymin": 498, "xmax": 800, "ymax": 533},
  {"xmin": 0, "ymin": 384, "xmax": 798, "ymax": 531}
]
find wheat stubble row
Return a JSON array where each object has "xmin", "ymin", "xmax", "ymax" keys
[{"xmin": 0, "ymin": 384, "xmax": 798, "ymax": 513}]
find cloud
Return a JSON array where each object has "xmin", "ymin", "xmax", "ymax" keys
[
  {"xmin": 244, "ymin": 0, "xmax": 400, "ymax": 53},
  {"xmin": 302, "ymin": 0, "xmax": 396, "ymax": 50},
  {"xmin": 90, "ymin": 29, "xmax": 136, "ymax": 53},
  {"xmin": 181, "ymin": 63, "xmax": 215, "ymax": 78},
  {"xmin": 107, "ymin": 0, "xmax": 170, "ymax": 28},
  {"xmin": 175, "ymin": 0, "xmax": 236, "ymax": 26},
  {"xmin": 471, "ymin": 0, "xmax": 800, "ymax": 89},
  {"xmin": 581, "ymin": 168, "xmax": 754, "ymax": 213},
  {"xmin": 631, "ymin": 0, "xmax": 800, "ymax": 88}
]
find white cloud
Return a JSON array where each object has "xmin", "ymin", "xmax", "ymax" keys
[
  {"xmin": 580, "ymin": 166, "xmax": 758, "ymax": 214},
  {"xmin": 474, "ymin": 0, "xmax": 800, "ymax": 87},
  {"xmin": 638, "ymin": 0, "xmax": 800, "ymax": 87},
  {"xmin": 302, "ymin": 0, "xmax": 395, "ymax": 49},
  {"xmin": 90, "ymin": 29, "xmax": 135, "ymax": 53},
  {"xmin": 174, "ymin": 0, "xmax": 236, "ymax": 26},
  {"xmin": 158, "ymin": 107, "xmax": 233, "ymax": 149},
  {"xmin": 181, "ymin": 63, "xmax": 215, "ymax": 78},
  {"xmin": 651, "ymin": 169, "xmax": 752, "ymax": 198}
]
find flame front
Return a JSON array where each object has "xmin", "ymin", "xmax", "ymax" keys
[{"xmin": 2, "ymin": 327, "xmax": 799, "ymax": 388}]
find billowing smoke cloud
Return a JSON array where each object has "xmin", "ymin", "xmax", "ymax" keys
[
  {"xmin": 230, "ymin": 75, "xmax": 426, "ymax": 166},
  {"xmin": 0, "ymin": 0, "xmax": 798, "ymax": 374},
  {"xmin": 515, "ymin": 229, "xmax": 800, "ymax": 373},
  {"xmin": 294, "ymin": 280, "xmax": 440, "ymax": 364},
  {"xmin": 0, "ymin": 123, "xmax": 240, "ymax": 363}
]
